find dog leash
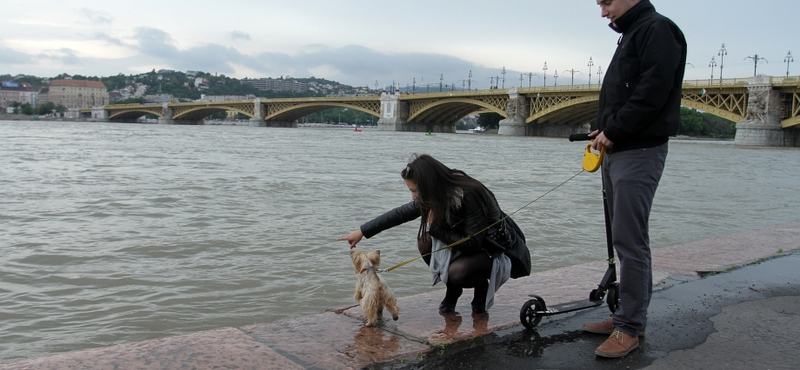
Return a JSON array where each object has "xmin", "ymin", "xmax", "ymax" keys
[{"xmin": 377, "ymin": 169, "xmax": 587, "ymax": 273}]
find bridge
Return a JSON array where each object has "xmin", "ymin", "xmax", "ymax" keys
[{"xmin": 91, "ymin": 75, "xmax": 800, "ymax": 147}]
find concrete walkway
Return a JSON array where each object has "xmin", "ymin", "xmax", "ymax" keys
[{"xmin": 2, "ymin": 222, "xmax": 798, "ymax": 370}]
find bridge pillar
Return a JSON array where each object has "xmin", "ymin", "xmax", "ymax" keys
[
  {"xmin": 91, "ymin": 106, "xmax": 109, "ymax": 121},
  {"xmin": 498, "ymin": 88, "xmax": 528, "ymax": 136},
  {"xmin": 250, "ymin": 98, "xmax": 266, "ymax": 127},
  {"xmin": 157, "ymin": 103, "xmax": 202, "ymax": 125},
  {"xmin": 735, "ymin": 75, "xmax": 784, "ymax": 146},
  {"xmin": 377, "ymin": 93, "xmax": 409, "ymax": 131}
]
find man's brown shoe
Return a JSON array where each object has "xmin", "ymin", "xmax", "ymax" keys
[
  {"xmin": 582, "ymin": 318, "xmax": 646, "ymax": 336},
  {"xmin": 595, "ymin": 330, "xmax": 639, "ymax": 358}
]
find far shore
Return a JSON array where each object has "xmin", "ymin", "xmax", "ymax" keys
[{"xmin": 0, "ymin": 116, "xmax": 734, "ymax": 141}]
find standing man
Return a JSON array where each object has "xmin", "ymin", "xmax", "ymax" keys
[{"xmin": 583, "ymin": 0, "xmax": 686, "ymax": 358}]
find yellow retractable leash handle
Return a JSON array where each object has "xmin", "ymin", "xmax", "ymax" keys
[{"xmin": 582, "ymin": 142, "xmax": 605, "ymax": 173}]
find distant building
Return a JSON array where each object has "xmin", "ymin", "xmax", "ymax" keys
[
  {"xmin": 38, "ymin": 79, "xmax": 109, "ymax": 109},
  {"xmin": 0, "ymin": 82, "xmax": 38, "ymax": 108},
  {"xmin": 194, "ymin": 77, "xmax": 209, "ymax": 90},
  {"xmin": 241, "ymin": 78, "xmax": 308, "ymax": 93}
]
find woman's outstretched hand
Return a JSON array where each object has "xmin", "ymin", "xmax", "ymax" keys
[{"xmin": 338, "ymin": 229, "xmax": 364, "ymax": 249}]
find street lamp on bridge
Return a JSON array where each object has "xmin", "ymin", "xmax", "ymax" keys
[
  {"xmin": 709, "ymin": 57, "xmax": 717, "ymax": 80},
  {"xmin": 522, "ymin": 72, "xmax": 539, "ymax": 88},
  {"xmin": 501, "ymin": 66, "xmax": 506, "ymax": 89},
  {"xmin": 587, "ymin": 57, "xmax": 594, "ymax": 84},
  {"xmin": 563, "ymin": 69, "xmax": 582, "ymax": 85},
  {"xmin": 543, "ymin": 61, "xmax": 548, "ymax": 87},
  {"xmin": 785, "ymin": 51, "xmax": 794, "ymax": 77},
  {"xmin": 597, "ymin": 65, "xmax": 603, "ymax": 86},
  {"xmin": 744, "ymin": 54, "xmax": 768, "ymax": 76},
  {"xmin": 718, "ymin": 43, "xmax": 728, "ymax": 82},
  {"xmin": 554, "ymin": 71, "xmax": 559, "ymax": 86}
]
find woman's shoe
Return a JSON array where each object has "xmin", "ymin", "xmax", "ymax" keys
[
  {"xmin": 471, "ymin": 303, "xmax": 487, "ymax": 314},
  {"xmin": 439, "ymin": 302, "xmax": 456, "ymax": 313}
]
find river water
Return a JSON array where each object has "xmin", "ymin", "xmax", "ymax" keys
[{"xmin": 1, "ymin": 120, "xmax": 799, "ymax": 363}]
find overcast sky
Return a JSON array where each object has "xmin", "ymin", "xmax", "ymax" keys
[{"xmin": 1, "ymin": 0, "xmax": 797, "ymax": 89}]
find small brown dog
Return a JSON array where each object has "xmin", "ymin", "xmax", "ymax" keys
[{"xmin": 350, "ymin": 249, "xmax": 400, "ymax": 326}]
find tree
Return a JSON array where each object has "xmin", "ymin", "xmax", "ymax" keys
[
  {"xmin": 20, "ymin": 103, "xmax": 34, "ymax": 115},
  {"xmin": 38, "ymin": 102, "xmax": 56, "ymax": 115},
  {"xmin": 477, "ymin": 113, "xmax": 503, "ymax": 129}
]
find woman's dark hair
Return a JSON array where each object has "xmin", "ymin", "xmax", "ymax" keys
[{"xmin": 401, "ymin": 154, "xmax": 495, "ymax": 232}]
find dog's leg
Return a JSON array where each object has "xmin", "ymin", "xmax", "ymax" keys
[{"xmin": 383, "ymin": 290, "xmax": 400, "ymax": 321}]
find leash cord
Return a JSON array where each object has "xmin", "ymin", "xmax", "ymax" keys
[{"xmin": 379, "ymin": 169, "xmax": 586, "ymax": 273}]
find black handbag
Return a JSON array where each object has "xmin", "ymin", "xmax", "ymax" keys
[{"xmin": 487, "ymin": 213, "xmax": 531, "ymax": 279}]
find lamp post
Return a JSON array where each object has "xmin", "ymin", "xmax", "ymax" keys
[
  {"xmin": 486, "ymin": 77, "xmax": 495, "ymax": 89},
  {"xmin": 597, "ymin": 65, "xmax": 603, "ymax": 86},
  {"xmin": 563, "ymin": 69, "xmax": 582, "ymax": 85},
  {"xmin": 412, "ymin": 77, "xmax": 416, "ymax": 94},
  {"xmin": 524, "ymin": 72, "xmax": 539, "ymax": 88},
  {"xmin": 468, "ymin": 70, "xmax": 473, "ymax": 90},
  {"xmin": 785, "ymin": 51, "xmax": 794, "ymax": 77},
  {"xmin": 519, "ymin": 74, "xmax": 524, "ymax": 88},
  {"xmin": 543, "ymin": 61, "xmax": 548, "ymax": 87},
  {"xmin": 744, "ymin": 54, "xmax": 768, "ymax": 76},
  {"xmin": 554, "ymin": 71, "xmax": 559, "ymax": 86},
  {"xmin": 439, "ymin": 74, "xmax": 443, "ymax": 92},
  {"xmin": 709, "ymin": 57, "xmax": 717, "ymax": 80},
  {"xmin": 587, "ymin": 57, "xmax": 594, "ymax": 84},
  {"xmin": 718, "ymin": 43, "xmax": 727, "ymax": 82},
  {"xmin": 501, "ymin": 66, "xmax": 506, "ymax": 89}
]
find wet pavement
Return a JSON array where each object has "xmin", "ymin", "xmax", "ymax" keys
[
  {"xmin": 407, "ymin": 253, "xmax": 800, "ymax": 370},
  {"xmin": 2, "ymin": 222, "xmax": 799, "ymax": 370}
]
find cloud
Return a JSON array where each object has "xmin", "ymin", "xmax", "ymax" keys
[
  {"xmin": 133, "ymin": 27, "xmax": 178, "ymax": 59},
  {"xmin": 2, "ymin": 25, "xmax": 522, "ymax": 87},
  {"xmin": 92, "ymin": 32, "xmax": 125, "ymax": 47},
  {"xmin": 0, "ymin": 46, "xmax": 32, "ymax": 65},
  {"xmin": 37, "ymin": 48, "xmax": 83, "ymax": 66},
  {"xmin": 79, "ymin": 8, "xmax": 113, "ymax": 24},
  {"xmin": 229, "ymin": 31, "xmax": 251, "ymax": 42}
]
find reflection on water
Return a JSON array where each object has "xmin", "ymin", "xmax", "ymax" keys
[{"xmin": 1, "ymin": 121, "xmax": 798, "ymax": 362}]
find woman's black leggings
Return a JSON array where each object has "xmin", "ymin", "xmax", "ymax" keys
[{"xmin": 418, "ymin": 233, "xmax": 493, "ymax": 304}]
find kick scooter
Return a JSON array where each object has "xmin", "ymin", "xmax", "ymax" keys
[{"xmin": 519, "ymin": 133, "xmax": 619, "ymax": 329}]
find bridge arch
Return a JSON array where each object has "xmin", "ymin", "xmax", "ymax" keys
[
  {"xmin": 173, "ymin": 106, "xmax": 253, "ymax": 120},
  {"xmin": 108, "ymin": 107, "xmax": 163, "ymax": 121},
  {"xmin": 408, "ymin": 97, "xmax": 506, "ymax": 124},
  {"xmin": 265, "ymin": 102, "xmax": 379, "ymax": 122},
  {"xmin": 526, "ymin": 95, "xmax": 599, "ymax": 126}
]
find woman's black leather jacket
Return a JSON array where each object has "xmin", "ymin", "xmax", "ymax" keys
[{"xmin": 360, "ymin": 190, "xmax": 503, "ymax": 256}]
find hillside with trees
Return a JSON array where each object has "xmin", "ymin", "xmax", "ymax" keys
[{"xmin": 2, "ymin": 72, "xmax": 736, "ymax": 137}]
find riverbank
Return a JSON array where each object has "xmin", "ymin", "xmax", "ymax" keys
[{"xmin": 2, "ymin": 221, "xmax": 797, "ymax": 370}]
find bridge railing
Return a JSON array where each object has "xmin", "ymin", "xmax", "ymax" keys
[
  {"xmin": 683, "ymin": 78, "xmax": 750, "ymax": 87},
  {"xmin": 683, "ymin": 76, "xmax": 800, "ymax": 87}
]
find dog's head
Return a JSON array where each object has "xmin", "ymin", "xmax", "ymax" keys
[{"xmin": 350, "ymin": 249, "xmax": 381, "ymax": 273}]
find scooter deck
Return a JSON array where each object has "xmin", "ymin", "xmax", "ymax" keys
[{"xmin": 540, "ymin": 299, "xmax": 603, "ymax": 315}]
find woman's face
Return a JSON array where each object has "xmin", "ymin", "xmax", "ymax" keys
[{"xmin": 404, "ymin": 179, "xmax": 419, "ymax": 201}]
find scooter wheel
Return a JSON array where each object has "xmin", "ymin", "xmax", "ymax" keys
[
  {"xmin": 520, "ymin": 298, "xmax": 546, "ymax": 329},
  {"xmin": 606, "ymin": 284, "xmax": 620, "ymax": 313},
  {"xmin": 589, "ymin": 288, "xmax": 605, "ymax": 302}
]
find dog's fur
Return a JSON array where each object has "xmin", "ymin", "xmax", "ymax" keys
[{"xmin": 350, "ymin": 249, "xmax": 400, "ymax": 326}]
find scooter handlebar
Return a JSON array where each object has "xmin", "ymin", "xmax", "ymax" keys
[{"xmin": 569, "ymin": 133, "xmax": 591, "ymax": 142}]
